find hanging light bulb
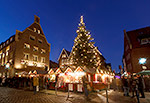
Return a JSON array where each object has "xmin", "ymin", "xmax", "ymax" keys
[{"xmin": 81, "ymin": 54, "xmax": 83, "ymax": 56}]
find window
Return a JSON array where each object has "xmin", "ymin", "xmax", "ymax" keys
[
  {"xmin": 24, "ymin": 53, "xmax": 29, "ymax": 60},
  {"xmin": 33, "ymin": 55, "xmax": 38, "ymax": 61},
  {"xmin": 38, "ymin": 39, "xmax": 42, "ymax": 43},
  {"xmin": 62, "ymin": 54, "xmax": 66, "ymax": 58},
  {"xmin": 3, "ymin": 43, "xmax": 5, "ymax": 47},
  {"xmin": 24, "ymin": 43, "xmax": 30, "ymax": 49},
  {"xmin": 41, "ymin": 57, "xmax": 45, "ymax": 63},
  {"xmin": 2, "ymin": 53, "xmax": 5, "ymax": 58},
  {"xmin": 38, "ymin": 30, "xmax": 40, "ymax": 34},
  {"xmin": 30, "ymin": 35, "xmax": 35, "ymax": 41},
  {"xmin": 6, "ymin": 52, "xmax": 8, "ymax": 56},
  {"xmin": 41, "ymin": 49, "xmax": 46, "ymax": 54},
  {"xmin": 0, "ymin": 45, "xmax": 2, "ymax": 49},
  {"xmin": 141, "ymin": 38, "xmax": 148, "ymax": 44},
  {"xmin": 34, "ymin": 28, "xmax": 36, "ymax": 32},
  {"xmin": 6, "ymin": 41, "xmax": 9, "ymax": 44},
  {"xmin": 10, "ymin": 37, "xmax": 13, "ymax": 42},
  {"xmin": 6, "ymin": 46, "xmax": 10, "ymax": 52},
  {"xmin": 33, "ymin": 46, "xmax": 38, "ymax": 51}
]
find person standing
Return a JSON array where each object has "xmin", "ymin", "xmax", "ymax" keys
[
  {"xmin": 122, "ymin": 76, "xmax": 129, "ymax": 96},
  {"xmin": 33, "ymin": 75, "xmax": 39, "ymax": 94},
  {"xmin": 138, "ymin": 75, "xmax": 145, "ymax": 98},
  {"xmin": 82, "ymin": 74, "xmax": 90, "ymax": 100}
]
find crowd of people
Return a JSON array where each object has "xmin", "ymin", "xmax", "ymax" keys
[
  {"xmin": 0, "ymin": 75, "xmax": 48, "ymax": 94},
  {"xmin": 112, "ymin": 74, "xmax": 150, "ymax": 99}
]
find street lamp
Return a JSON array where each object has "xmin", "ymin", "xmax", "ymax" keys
[
  {"xmin": 139, "ymin": 58, "xmax": 146, "ymax": 64},
  {"xmin": 139, "ymin": 58, "xmax": 147, "ymax": 70}
]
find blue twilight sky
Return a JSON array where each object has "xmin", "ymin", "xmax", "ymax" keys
[{"xmin": 0, "ymin": 0, "xmax": 150, "ymax": 72}]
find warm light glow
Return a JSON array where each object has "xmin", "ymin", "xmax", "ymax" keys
[{"xmin": 15, "ymin": 64, "xmax": 21, "ymax": 69}]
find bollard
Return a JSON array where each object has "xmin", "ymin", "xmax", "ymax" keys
[
  {"xmin": 106, "ymin": 88, "xmax": 109, "ymax": 103},
  {"xmin": 55, "ymin": 85, "xmax": 57, "ymax": 96},
  {"xmin": 67, "ymin": 84, "xmax": 70, "ymax": 99}
]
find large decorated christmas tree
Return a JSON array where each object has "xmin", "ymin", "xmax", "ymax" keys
[{"xmin": 69, "ymin": 16, "xmax": 99, "ymax": 70}]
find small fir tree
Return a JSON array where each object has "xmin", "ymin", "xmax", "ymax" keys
[{"xmin": 70, "ymin": 16, "xmax": 98, "ymax": 69}]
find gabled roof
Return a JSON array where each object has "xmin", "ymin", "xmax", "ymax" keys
[
  {"xmin": 58, "ymin": 48, "xmax": 70, "ymax": 61},
  {"xmin": 49, "ymin": 60, "xmax": 59, "ymax": 68},
  {"xmin": 0, "ymin": 35, "xmax": 15, "ymax": 50}
]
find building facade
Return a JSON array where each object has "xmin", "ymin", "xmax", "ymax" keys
[
  {"xmin": 123, "ymin": 27, "xmax": 150, "ymax": 73},
  {"xmin": 0, "ymin": 15, "xmax": 50, "ymax": 77}
]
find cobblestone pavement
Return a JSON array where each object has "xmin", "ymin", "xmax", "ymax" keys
[
  {"xmin": 0, "ymin": 87, "xmax": 70, "ymax": 103},
  {"xmin": 0, "ymin": 87, "xmax": 150, "ymax": 103}
]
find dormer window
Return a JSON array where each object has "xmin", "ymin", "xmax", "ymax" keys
[
  {"xmin": 34, "ymin": 28, "xmax": 36, "ymax": 32},
  {"xmin": 3, "ymin": 43, "xmax": 5, "ymax": 47},
  {"xmin": 6, "ymin": 41, "xmax": 9, "ymax": 44},
  {"xmin": 33, "ymin": 46, "xmax": 38, "ymax": 51},
  {"xmin": 38, "ymin": 30, "xmax": 40, "ymax": 34},
  {"xmin": 10, "ymin": 37, "xmax": 13, "ymax": 42}
]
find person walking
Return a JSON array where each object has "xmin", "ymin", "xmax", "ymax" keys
[
  {"xmin": 33, "ymin": 75, "xmax": 39, "ymax": 94},
  {"xmin": 82, "ymin": 74, "xmax": 90, "ymax": 101},
  {"xmin": 138, "ymin": 75, "xmax": 145, "ymax": 98},
  {"xmin": 122, "ymin": 76, "xmax": 129, "ymax": 96}
]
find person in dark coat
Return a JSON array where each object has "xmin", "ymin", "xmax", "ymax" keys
[
  {"xmin": 138, "ymin": 75, "xmax": 145, "ymax": 98},
  {"xmin": 82, "ymin": 74, "xmax": 90, "ymax": 100},
  {"xmin": 122, "ymin": 76, "xmax": 129, "ymax": 96}
]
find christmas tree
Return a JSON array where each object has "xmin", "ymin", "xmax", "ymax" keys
[{"xmin": 70, "ymin": 16, "xmax": 99, "ymax": 69}]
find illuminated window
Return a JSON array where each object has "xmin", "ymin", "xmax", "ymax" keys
[
  {"xmin": 30, "ymin": 35, "xmax": 35, "ymax": 41},
  {"xmin": 38, "ymin": 30, "xmax": 40, "ymax": 34},
  {"xmin": 6, "ymin": 52, "xmax": 8, "ymax": 56},
  {"xmin": 2, "ymin": 53, "xmax": 5, "ymax": 58},
  {"xmin": 41, "ymin": 49, "xmax": 46, "ymax": 54},
  {"xmin": 3, "ymin": 43, "xmax": 5, "ymax": 47},
  {"xmin": 24, "ymin": 43, "xmax": 30, "ymax": 49},
  {"xmin": 6, "ymin": 41, "xmax": 9, "ymax": 44},
  {"xmin": 62, "ymin": 54, "xmax": 66, "ymax": 58},
  {"xmin": 10, "ymin": 37, "xmax": 13, "ymax": 42},
  {"xmin": 6, "ymin": 46, "xmax": 10, "ymax": 52},
  {"xmin": 24, "ymin": 53, "xmax": 29, "ymax": 60},
  {"xmin": 33, "ymin": 55, "xmax": 38, "ymax": 61},
  {"xmin": 33, "ymin": 46, "xmax": 38, "ymax": 51},
  {"xmin": 41, "ymin": 57, "xmax": 45, "ymax": 63},
  {"xmin": 38, "ymin": 39, "xmax": 42, "ymax": 43},
  {"xmin": 34, "ymin": 28, "xmax": 36, "ymax": 32}
]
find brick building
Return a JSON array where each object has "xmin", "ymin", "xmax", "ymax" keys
[
  {"xmin": 123, "ymin": 27, "xmax": 150, "ymax": 74},
  {"xmin": 0, "ymin": 15, "xmax": 50, "ymax": 77}
]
